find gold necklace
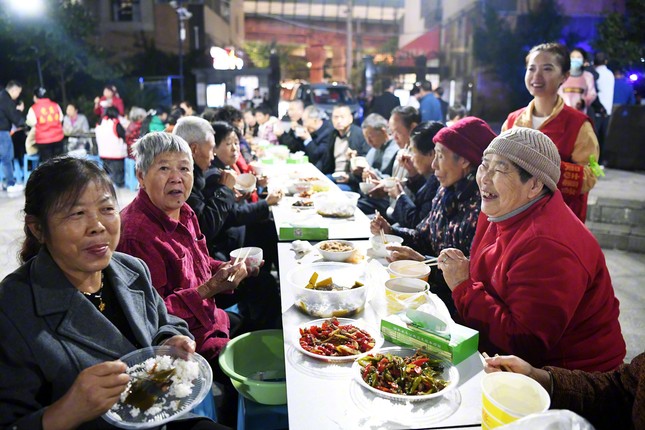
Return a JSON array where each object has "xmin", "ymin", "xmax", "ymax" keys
[{"xmin": 82, "ymin": 272, "xmax": 106, "ymax": 312}]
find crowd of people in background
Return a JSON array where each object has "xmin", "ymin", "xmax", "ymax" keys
[{"xmin": 0, "ymin": 42, "xmax": 642, "ymax": 430}]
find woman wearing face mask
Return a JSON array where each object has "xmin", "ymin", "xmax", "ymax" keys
[
  {"xmin": 558, "ymin": 48, "xmax": 597, "ymax": 114},
  {"xmin": 502, "ymin": 42, "xmax": 600, "ymax": 222}
]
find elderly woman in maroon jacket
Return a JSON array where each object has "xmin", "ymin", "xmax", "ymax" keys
[
  {"xmin": 439, "ymin": 128, "xmax": 625, "ymax": 372},
  {"xmin": 117, "ymin": 132, "xmax": 249, "ymax": 363}
]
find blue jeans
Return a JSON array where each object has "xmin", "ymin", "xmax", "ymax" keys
[{"xmin": 0, "ymin": 131, "xmax": 15, "ymax": 187}]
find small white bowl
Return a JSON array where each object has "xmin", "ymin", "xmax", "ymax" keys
[
  {"xmin": 370, "ymin": 234, "xmax": 404, "ymax": 258},
  {"xmin": 230, "ymin": 247, "xmax": 263, "ymax": 268},
  {"xmin": 235, "ymin": 173, "xmax": 257, "ymax": 193},
  {"xmin": 316, "ymin": 240, "xmax": 355, "ymax": 262},
  {"xmin": 381, "ymin": 177, "xmax": 397, "ymax": 189}
]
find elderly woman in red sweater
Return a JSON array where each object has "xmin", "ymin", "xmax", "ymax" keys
[{"xmin": 439, "ymin": 128, "xmax": 625, "ymax": 372}]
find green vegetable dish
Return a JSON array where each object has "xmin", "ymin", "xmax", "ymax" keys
[{"xmin": 357, "ymin": 350, "xmax": 448, "ymax": 396}]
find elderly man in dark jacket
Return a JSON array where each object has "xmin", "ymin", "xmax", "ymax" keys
[
  {"xmin": 299, "ymin": 105, "xmax": 334, "ymax": 171},
  {"xmin": 0, "ymin": 80, "xmax": 25, "ymax": 192}
]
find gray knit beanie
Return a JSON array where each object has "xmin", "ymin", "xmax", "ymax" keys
[{"xmin": 483, "ymin": 128, "xmax": 561, "ymax": 192}]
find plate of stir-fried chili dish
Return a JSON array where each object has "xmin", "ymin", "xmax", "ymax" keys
[
  {"xmin": 353, "ymin": 347, "xmax": 459, "ymax": 401},
  {"xmin": 296, "ymin": 317, "xmax": 383, "ymax": 362}
]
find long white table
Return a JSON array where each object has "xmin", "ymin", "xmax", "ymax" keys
[
  {"xmin": 264, "ymin": 162, "xmax": 372, "ymax": 241},
  {"xmin": 277, "ymin": 241, "xmax": 484, "ymax": 430}
]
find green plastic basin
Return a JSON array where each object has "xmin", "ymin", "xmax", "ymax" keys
[{"xmin": 218, "ymin": 329, "xmax": 287, "ymax": 405}]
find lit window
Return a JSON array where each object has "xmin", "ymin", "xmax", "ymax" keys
[{"xmin": 111, "ymin": 0, "xmax": 141, "ymax": 22}]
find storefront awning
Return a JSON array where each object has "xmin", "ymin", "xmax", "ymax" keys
[{"xmin": 399, "ymin": 27, "xmax": 440, "ymax": 58}]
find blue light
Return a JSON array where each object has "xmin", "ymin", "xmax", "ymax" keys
[{"xmin": 629, "ymin": 74, "xmax": 638, "ymax": 82}]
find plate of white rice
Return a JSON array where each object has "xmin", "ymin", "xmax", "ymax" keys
[{"xmin": 103, "ymin": 345, "xmax": 213, "ymax": 429}]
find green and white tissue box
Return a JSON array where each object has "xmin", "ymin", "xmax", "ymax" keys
[
  {"xmin": 380, "ymin": 313, "xmax": 479, "ymax": 365},
  {"xmin": 279, "ymin": 226, "xmax": 328, "ymax": 241}
]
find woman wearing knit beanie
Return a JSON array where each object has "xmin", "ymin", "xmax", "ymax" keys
[
  {"xmin": 502, "ymin": 42, "xmax": 600, "ymax": 222},
  {"xmin": 438, "ymin": 127, "xmax": 625, "ymax": 373},
  {"xmin": 371, "ymin": 116, "xmax": 496, "ymax": 315}
]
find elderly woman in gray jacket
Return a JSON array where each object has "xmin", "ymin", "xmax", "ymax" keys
[{"xmin": 0, "ymin": 157, "xmax": 226, "ymax": 429}]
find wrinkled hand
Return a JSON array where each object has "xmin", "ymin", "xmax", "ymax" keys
[
  {"xmin": 484, "ymin": 355, "xmax": 552, "ymax": 392},
  {"xmin": 388, "ymin": 181, "xmax": 404, "ymax": 199},
  {"xmin": 362, "ymin": 169, "xmax": 380, "ymax": 182},
  {"xmin": 295, "ymin": 127, "xmax": 310, "ymax": 140},
  {"xmin": 273, "ymin": 122, "xmax": 284, "ymax": 137},
  {"xmin": 43, "ymin": 361, "xmax": 129, "ymax": 429},
  {"xmin": 399, "ymin": 152, "xmax": 416, "ymax": 175},
  {"xmin": 219, "ymin": 170, "xmax": 236, "ymax": 190},
  {"xmin": 161, "ymin": 335, "xmax": 196, "ymax": 354},
  {"xmin": 198, "ymin": 261, "xmax": 247, "ymax": 299},
  {"xmin": 370, "ymin": 211, "xmax": 392, "ymax": 235},
  {"xmin": 266, "ymin": 189, "xmax": 283, "ymax": 205},
  {"xmin": 245, "ymin": 260, "xmax": 264, "ymax": 277},
  {"xmin": 437, "ymin": 248, "xmax": 470, "ymax": 290},
  {"xmin": 385, "ymin": 244, "xmax": 423, "ymax": 263},
  {"xmin": 346, "ymin": 148, "xmax": 358, "ymax": 159},
  {"xmin": 234, "ymin": 189, "xmax": 251, "ymax": 202}
]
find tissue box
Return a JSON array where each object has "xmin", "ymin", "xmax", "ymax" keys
[
  {"xmin": 380, "ymin": 316, "xmax": 479, "ymax": 365},
  {"xmin": 279, "ymin": 226, "xmax": 328, "ymax": 241}
]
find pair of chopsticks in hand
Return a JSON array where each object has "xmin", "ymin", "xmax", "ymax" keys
[
  {"xmin": 482, "ymin": 352, "xmax": 513, "ymax": 372},
  {"xmin": 227, "ymin": 248, "xmax": 251, "ymax": 281}
]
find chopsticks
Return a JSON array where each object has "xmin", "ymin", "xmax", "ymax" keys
[
  {"xmin": 482, "ymin": 352, "xmax": 512, "ymax": 372},
  {"xmin": 379, "ymin": 229, "xmax": 387, "ymax": 245},
  {"xmin": 228, "ymin": 248, "xmax": 251, "ymax": 282}
]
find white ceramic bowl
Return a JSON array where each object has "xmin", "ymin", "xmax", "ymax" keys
[
  {"xmin": 316, "ymin": 240, "xmax": 355, "ymax": 262},
  {"xmin": 230, "ymin": 247, "xmax": 263, "ymax": 268},
  {"xmin": 350, "ymin": 156, "xmax": 369, "ymax": 170},
  {"xmin": 370, "ymin": 234, "xmax": 404, "ymax": 258},
  {"xmin": 235, "ymin": 173, "xmax": 257, "ymax": 193},
  {"xmin": 387, "ymin": 260, "xmax": 431, "ymax": 281},
  {"xmin": 287, "ymin": 262, "xmax": 368, "ymax": 318},
  {"xmin": 381, "ymin": 177, "xmax": 397, "ymax": 189}
]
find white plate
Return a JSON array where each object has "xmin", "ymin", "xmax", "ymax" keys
[
  {"xmin": 295, "ymin": 318, "xmax": 383, "ymax": 363},
  {"xmin": 352, "ymin": 346, "xmax": 459, "ymax": 402},
  {"xmin": 102, "ymin": 346, "xmax": 213, "ymax": 429}
]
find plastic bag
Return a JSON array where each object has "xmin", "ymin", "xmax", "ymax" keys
[{"xmin": 499, "ymin": 409, "xmax": 595, "ymax": 430}]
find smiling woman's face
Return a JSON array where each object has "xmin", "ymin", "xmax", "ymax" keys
[
  {"xmin": 525, "ymin": 50, "xmax": 567, "ymax": 99},
  {"xmin": 137, "ymin": 151, "xmax": 193, "ymax": 220},
  {"xmin": 43, "ymin": 181, "xmax": 120, "ymax": 281}
]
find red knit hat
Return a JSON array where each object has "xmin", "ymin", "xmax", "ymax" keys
[{"xmin": 433, "ymin": 117, "xmax": 497, "ymax": 165}]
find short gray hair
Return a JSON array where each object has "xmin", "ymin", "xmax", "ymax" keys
[
  {"xmin": 361, "ymin": 113, "xmax": 388, "ymax": 131},
  {"xmin": 173, "ymin": 116, "xmax": 215, "ymax": 146},
  {"xmin": 132, "ymin": 132, "xmax": 193, "ymax": 175},
  {"xmin": 128, "ymin": 106, "xmax": 147, "ymax": 122},
  {"xmin": 303, "ymin": 105, "xmax": 324, "ymax": 120}
]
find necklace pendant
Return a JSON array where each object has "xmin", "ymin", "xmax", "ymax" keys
[{"xmin": 99, "ymin": 301, "xmax": 106, "ymax": 312}]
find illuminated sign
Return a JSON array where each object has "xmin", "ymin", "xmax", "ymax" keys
[{"xmin": 210, "ymin": 46, "xmax": 244, "ymax": 70}]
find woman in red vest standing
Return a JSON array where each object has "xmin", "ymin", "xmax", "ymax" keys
[
  {"xmin": 26, "ymin": 87, "xmax": 65, "ymax": 162},
  {"xmin": 502, "ymin": 43, "xmax": 600, "ymax": 221}
]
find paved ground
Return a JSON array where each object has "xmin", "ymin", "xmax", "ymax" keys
[{"xmin": 0, "ymin": 170, "xmax": 642, "ymax": 363}]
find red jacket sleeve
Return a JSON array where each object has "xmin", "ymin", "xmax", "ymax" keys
[{"xmin": 452, "ymin": 238, "xmax": 589, "ymax": 364}]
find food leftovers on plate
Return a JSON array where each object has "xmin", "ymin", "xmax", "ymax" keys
[
  {"xmin": 299, "ymin": 318, "xmax": 375, "ymax": 357},
  {"xmin": 319, "ymin": 240, "xmax": 354, "ymax": 252},
  {"xmin": 298, "ymin": 190, "xmax": 313, "ymax": 198},
  {"xmin": 305, "ymin": 271, "xmax": 364, "ymax": 291},
  {"xmin": 357, "ymin": 350, "xmax": 448, "ymax": 396},
  {"xmin": 110, "ymin": 354, "xmax": 199, "ymax": 421},
  {"xmin": 292, "ymin": 199, "xmax": 314, "ymax": 208},
  {"xmin": 316, "ymin": 210, "xmax": 354, "ymax": 218}
]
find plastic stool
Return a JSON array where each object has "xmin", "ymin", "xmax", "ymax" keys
[
  {"xmin": 23, "ymin": 154, "xmax": 40, "ymax": 182},
  {"xmin": 85, "ymin": 154, "xmax": 103, "ymax": 169},
  {"xmin": 237, "ymin": 396, "xmax": 288, "ymax": 430},
  {"xmin": 13, "ymin": 158, "xmax": 23, "ymax": 183},
  {"xmin": 191, "ymin": 386, "xmax": 218, "ymax": 421},
  {"xmin": 124, "ymin": 157, "xmax": 138, "ymax": 191}
]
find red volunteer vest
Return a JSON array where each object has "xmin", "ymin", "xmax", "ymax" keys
[
  {"xmin": 506, "ymin": 105, "xmax": 591, "ymax": 220},
  {"xmin": 33, "ymin": 99, "xmax": 64, "ymax": 144}
]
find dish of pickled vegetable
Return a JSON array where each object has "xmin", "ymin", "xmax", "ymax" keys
[
  {"xmin": 296, "ymin": 317, "xmax": 383, "ymax": 362},
  {"xmin": 352, "ymin": 347, "xmax": 459, "ymax": 401}
]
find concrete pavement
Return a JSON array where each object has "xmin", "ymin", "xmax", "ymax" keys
[{"xmin": 0, "ymin": 171, "xmax": 643, "ymax": 362}]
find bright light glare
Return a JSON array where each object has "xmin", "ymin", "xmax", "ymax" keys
[
  {"xmin": 629, "ymin": 74, "xmax": 638, "ymax": 82},
  {"xmin": 10, "ymin": 0, "xmax": 45, "ymax": 16}
]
